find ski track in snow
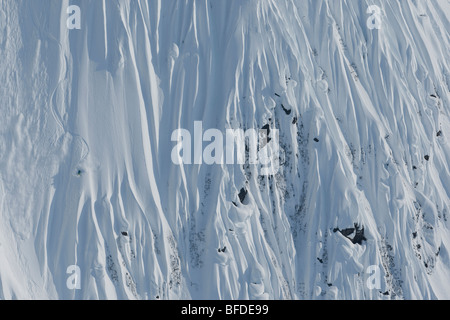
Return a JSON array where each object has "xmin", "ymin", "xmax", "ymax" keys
[{"xmin": 0, "ymin": 0, "xmax": 449, "ymax": 299}]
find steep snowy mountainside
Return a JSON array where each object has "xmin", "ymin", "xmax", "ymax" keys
[{"xmin": 0, "ymin": 0, "xmax": 449, "ymax": 299}]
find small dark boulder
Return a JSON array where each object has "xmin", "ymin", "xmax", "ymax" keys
[
  {"xmin": 260, "ymin": 124, "xmax": 271, "ymax": 144},
  {"xmin": 314, "ymin": 138, "xmax": 319, "ymax": 142},
  {"xmin": 352, "ymin": 224, "xmax": 367, "ymax": 245},
  {"xmin": 121, "ymin": 231, "xmax": 128, "ymax": 236},
  {"xmin": 238, "ymin": 188, "xmax": 248, "ymax": 204},
  {"xmin": 424, "ymin": 155, "xmax": 430, "ymax": 161},
  {"xmin": 281, "ymin": 104, "xmax": 292, "ymax": 115},
  {"xmin": 334, "ymin": 223, "xmax": 366, "ymax": 245}
]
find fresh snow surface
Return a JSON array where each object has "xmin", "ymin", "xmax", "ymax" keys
[{"xmin": 0, "ymin": 0, "xmax": 449, "ymax": 299}]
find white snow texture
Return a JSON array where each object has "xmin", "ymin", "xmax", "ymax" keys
[{"xmin": 0, "ymin": 0, "xmax": 449, "ymax": 299}]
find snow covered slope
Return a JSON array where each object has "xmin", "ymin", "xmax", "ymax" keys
[{"xmin": 0, "ymin": 0, "xmax": 449, "ymax": 299}]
